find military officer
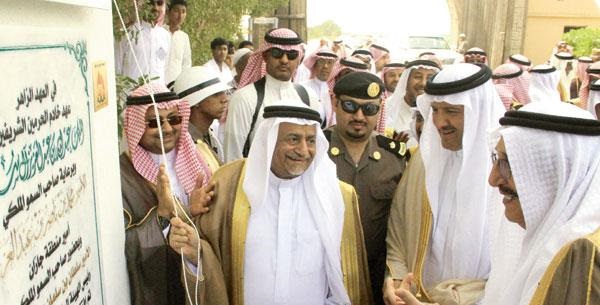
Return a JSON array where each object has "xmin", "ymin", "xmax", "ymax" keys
[{"xmin": 325, "ymin": 71, "xmax": 408, "ymax": 305}]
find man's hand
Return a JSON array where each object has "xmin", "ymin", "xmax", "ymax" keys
[
  {"xmin": 392, "ymin": 273, "xmax": 438, "ymax": 305},
  {"xmin": 383, "ymin": 277, "xmax": 404, "ymax": 305},
  {"xmin": 156, "ymin": 164, "xmax": 175, "ymax": 217},
  {"xmin": 168, "ymin": 217, "xmax": 200, "ymax": 265},
  {"xmin": 393, "ymin": 130, "xmax": 410, "ymax": 143},
  {"xmin": 189, "ymin": 174, "xmax": 215, "ymax": 217}
]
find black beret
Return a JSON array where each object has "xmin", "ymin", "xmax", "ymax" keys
[{"xmin": 333, "ymin": 71, "xmax": 384, "ymax": 99}]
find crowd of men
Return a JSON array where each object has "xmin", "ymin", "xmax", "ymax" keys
[{"xmin": 115, "ymin": 1, "xmax": 600, "ymax": 305}]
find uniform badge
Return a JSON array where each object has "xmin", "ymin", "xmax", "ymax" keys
[
  {"xmin": 373, "ymin": 151, "xmax": 381, "ymax": 160},
  {"xmin": 367, "ymin": 82, "xmax": 380, "ymax": 98},
  {"xmin": 330, "ymin": 147, "xmax": 340, "ymax": 156},
  {"xmin": 399, "ymin": 142, "xmax": 407, "ymax": 156}
]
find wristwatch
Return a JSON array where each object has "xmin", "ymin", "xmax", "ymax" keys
[{"xmin": 158, "ymin": 215, "xmax": 171, "ymax": 230}]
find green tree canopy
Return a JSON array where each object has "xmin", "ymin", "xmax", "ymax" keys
[
  {"xmin": 112, "ymin": 0, "xmax": 287, "ymax": 65},
  {"xmin": 562, "ymin": 27, "xmax": 600, "ymax": 58},
  {"xmin": 308, "ymin": 20, "xmax": 342, "ymax": 41}
]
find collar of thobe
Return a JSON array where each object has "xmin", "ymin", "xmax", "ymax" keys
[
  {"xmin": 149, "ymin": 149, "xmax": 188, "ymax": 205},
  {"xmin": 268, "ymin": 171, "xmax": 302, "ymax": 303},
  {"xmin": 265, "ymin": 74, "xmax": 293, "ymax": 90}
]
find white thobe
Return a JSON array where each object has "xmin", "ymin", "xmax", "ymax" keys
[
  {"xmin": 302, "ymin": 78, "xmax": 333, "ymax": 127},
  {"xmin": 165, "ymin": 29, "xmax": 192, "ymax": 85},
  {"xmin": 244, "ymin": 174, "xmax": 328, "ymax": 305},
  {"xmin": 387, "ymin": 97, "xmax": 418, "ymax": 147},
  {"xmin": 115, "ymin": 21, "xmax": 171, "ymax": 84},
  {"xmin": 203, "ymin": 58, "xmax": 234, "ymax": 84},
  {"xmin": 423, "ymin": 153, "xmax": 461, "ymax": 288},
  {"xmin": 223, "ymin": 74, "xmax": 320, "ymax": 162},
  {"xmin": 294, "ymin": 64, "xmax": 311, "ymax": 83}
]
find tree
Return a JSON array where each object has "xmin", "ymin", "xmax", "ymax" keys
[
  {"xmin": 562, "ymin": 27, "xmax": 600, "ymax": 58},
  {"xmin": 308, "ymin": 20, "xmax": 342, "ymax": 41}
]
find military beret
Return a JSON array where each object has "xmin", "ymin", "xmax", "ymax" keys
[{"xmin": 333, "ymin": 71, "xmax": 384, "ymax": 99}]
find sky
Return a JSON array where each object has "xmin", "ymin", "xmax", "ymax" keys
[{"xmin": 307, "ymin": 0, "xmax": 451, "ymax": 37}]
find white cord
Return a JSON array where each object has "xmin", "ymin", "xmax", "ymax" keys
[{"xmin": 113, "ymin": 1, "xmax": 202, "ymax": 304}]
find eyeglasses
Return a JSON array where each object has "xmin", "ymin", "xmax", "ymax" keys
[
  {"xmin": 146, "ymin": 115, "xmax": 183, "ymax": 129},
  {"xmin": 340, "ymin": 100, "xmax": 380, "ymax": 116},
  {"xmin": 148, "ymin": 0, "xmax": 164, "ymax": 6},
  {"xmin": 269, "ymin": 48, "xmax": 300, "ymax": 60},
  {"xmin": 491, "ymin": 152, "xmax": 512, "ymax": 179}
]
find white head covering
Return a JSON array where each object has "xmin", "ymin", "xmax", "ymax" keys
[
  {"xmin": 552, "ymin": 52, "xmax": 576, "ymax": 100},
  {"xmin": 242, "ymin": 99, "xmax": 350, "ymax": 305},
  {"xmin": 589, "ymin": 79, "xmax": 600, "ymax": 118},
  {"xmin": 385, "ymin": 60, "xmax": 440, "ymax": 132},
  {"xmin": 417, "ymin": 63, "xmax": 506, "ymax": 285},
  {"xmin": 528, "ymin": 64, "xmax": 561, "ymax": 103},
  {"xmin": 489, "ymin": 102, "xmax": 600, "ymax": 305},
  {"xmin": 173, "ymin": 66, "xmax": 232, "ymax": 107}
]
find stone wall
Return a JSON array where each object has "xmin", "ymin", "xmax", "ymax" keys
[{"xmin": 450, "ymin": 0, "xmax": 528, "ymax": 67}]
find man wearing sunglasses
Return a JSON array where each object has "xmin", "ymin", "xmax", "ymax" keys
[
  {"xmin": 325, "ymin": 71, "xmax": 408, "ymax": 305},
  {"xmin": 115, "ymin": 0, "xmax": 171, "ymax": 85},
  {"xmin": 224, "ymin": 28, "xmax": 322, "ymax": 162},
  {"xmin": 120, "ymin": 83, "xmax": 217, "ymax": 305}
]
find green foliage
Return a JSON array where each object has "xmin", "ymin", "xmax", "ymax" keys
[
  {"xmin": 115, "ymin": 75, "xmax": 156, "ymax": 139},
  {"xmin": 562, "ymin": 27, "xmax": 600, "ymax": 58},
  {"xmin": 308, "ymin": 20, "xmax": 342, "ymax": 41},
  {"xmin": 111, "ymin": 0, "xmax": 287, "ymax": 141},
  {"xmin": 112, "ymin": 0, "xmax": 287, "ymax": 66}
]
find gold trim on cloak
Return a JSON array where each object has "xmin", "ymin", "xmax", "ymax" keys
[
  {"xmin": 529, "ymin": 228, "xmax": 600, "ymax": 305},
  {"xmin": 229, "ymin": 164, "xmax": 364, "ymax": 304},
  {"xmin": 414, "ymin": 185, "xmax": 433, "ymax": 302}
]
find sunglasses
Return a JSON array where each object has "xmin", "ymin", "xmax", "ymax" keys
[
  {"xmin": 340, "ymin": 100, "xmax": 380, "ymax": 116},
  {"xmin": 146, "ymin": 115, "xmax": 182, "ymax": 129},
  {"xmin": 269, "ymin": 48, "xmax": 300, "ymax": 60}
]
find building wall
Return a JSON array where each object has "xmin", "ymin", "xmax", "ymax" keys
[
  {"xmin": 455, "ymin": 0, "xmax": 528, "ymax": 67},
  {"xmin": 524, "ymin": 0, "xmax": 600, "ymax": 65},
  {"xmin": 0, "ymin": 1, "xmax": 129, "ymax": 304}
]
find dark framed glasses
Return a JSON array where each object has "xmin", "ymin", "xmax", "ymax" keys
[
  {"xmin": 491, "ymin": 152, "xmax": 512, "ymax": 179},
  {"xmin": 269, "ymin": 48, "xmax": 300, "ymax": 60},
  {"xmin": 340, "ymin": 100, "xmax": 380, "ymax": 116},
  {"xmin": 146, "ymin": 115, "xmax": 183, "ymax": 129}
]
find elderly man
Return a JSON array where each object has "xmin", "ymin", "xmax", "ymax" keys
[
  {"xmin": 384, "ymin": 63, "xmax": 506, "ymax": 305},
  {"xmin": 394, "ymin": 102, "xmax": 600, "ymax": 305},
  {"xmin": 300, "ymin": 48, "xmax": 338, "ymax": 127},
  {"xmin": 115, "ymin": 0, "xmax": 171, "ymax": 84},
  {"xmin": 173, "ymin": 66, "xmax": 231, "ymax": 166},
  {"xmin": 120, "ymin": 83, "xmax": 216, "ymax": 305},
  {"xmin": 203, "ymin": 37, "xmax": 234, "ymax": 84},
  {"xmin": 224, "ymin": 28, "xmax": 321, "ymax": 162},
  {"xmin": 170, "ymin": 100, "xmax": 372, "ymax": 305},
  {"xmin": 384, "ymin": 60, "xmax": 440, "ymax": 147},
  {"xmin": 164, "ymin": 0, "xmax": 192, "ymax": 85},
  {"xmin": 326, "ymin": 72, "xmax": 408, "ymax": 305}
]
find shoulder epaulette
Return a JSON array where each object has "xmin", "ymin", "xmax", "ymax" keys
[{"xmin": 376, "ymin": 134, "xmax": 407, "ymax": 159}]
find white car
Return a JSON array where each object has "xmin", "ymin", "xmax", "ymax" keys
[{"xmin": 394, "ymin": 36, "xmax": 462, "ymax": 65}]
